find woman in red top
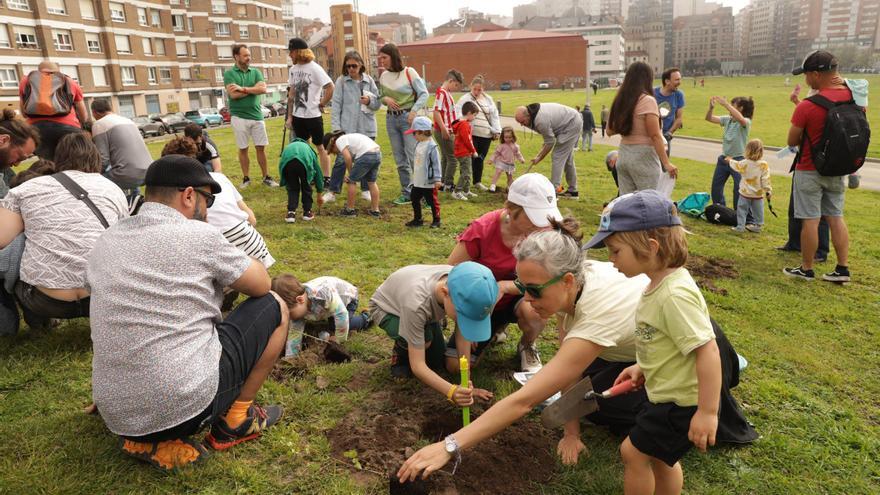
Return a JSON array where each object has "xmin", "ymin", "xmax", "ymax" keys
[{"xmin": 446, "ymin": 173, "xmax": 578, "ymax": 373}]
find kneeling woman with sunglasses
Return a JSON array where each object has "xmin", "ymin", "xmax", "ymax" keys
[{"xmin": 399, "ymin": 219, "xmax": 651, "ymax": 479}]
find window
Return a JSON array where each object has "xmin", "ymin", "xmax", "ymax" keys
[
  {"xmin": 159, "ymin": 67, "xmax": 172, "ymax": 82},
  {"xmin": 184, "ymin": 0, "xmax": 190, "ymax": 6},
  {"xmin": 79, "ymin": 0, "xmax": 95, "ymax": 19},
  {"xmin": 187, "ymin": 17, "xmax": 193, "ymax": 32},
  {"xmin": 91, "ymin": 66, "xmax": 107, "ymax": 86},
  {"xmin": 344, "ymin": 34, "xmax": 353, "ymax": 41},
  {"xmin": 211, "ymin": 0, "xmax": 226, "ymax": 14},
  {"xmin": 121, "ymin": 66, "xmax": 136, "ymax": 85},
  {"xmin": 86, "ymin": 33, "xmax": 101, "ymax": 52},
  {"xmin": 343, "ymin": 21, "xmax": 352, "ymax": 27},
  {"xmin": 169, "ymin": 0, "xmax": 178, "ymax": 4},
  {"xmin": 7, "ymin": 0, "xmax": 30, "ymax": 11},
  {"xmin": 0, "ymin": 25, "xmax": 10, "ymax": 48},
  {"xmin": 151, "ymin": 10, "xmax": 161, "ymax": 27},
  {"xmin": 60, "ymin": 65, "xmax": 78, "ymax": 83},
  {"xmin": 148, "ymin": 67, "xmax": 157, "ymax": 84},
  {"xmin": 239, "ymin": 26, "xmax": 249, "ymax": 38},
  {"xmin": 175, "ymin": 41, "xmax": 187, "ymax": 56},
  {"xmin": 214, "ymin": 66, "xmax": 223, "ymax": 81},
  {"xmin": 191, "ymin": 43, "xmax": 197, "ymax": 57},
  {"xmin": 109, "ymin": 2, "xmax": 125, "ymax": 22},
  {"xmin": 155, "ymin": 39, "xmax": 166, "ymax": 55},
  {"xmin": 215, "ymin": 23, "xmax": 230, "ymax": 36},
  {"xmin": 180, "ymin": 67, "xmax": 191, "ymax": 80},
  {"xmin": 53, "ymin": 30, "xmax": 73, "ymax": 51},
  {"xmin": 46, "ymin": 0, "xmax": 67, "ymax": 15},
  {"xmin": 0, "ymin": 66, "xmax": 17, "ymax": 88},
  {"xmin": 138, "ymin": 8, "xmax": 148, "ymax": 26},
  {"xmin": 142, "ymin": 38, "xmax": 152, "ymax": 55},
  {"xmin": 115, "ymin": 35, "xmax": 131, "ymax": 54},
  {"xmin": 218, "ymin": 45, "xmax": 232, "ymax": 59},
  {"xmin": 172, "ymin": 15, "xmax": 184, "ymax": 32},
  {"xmin": 236, "ymin": 5, "xmax": 246, "ymax": 16},
  {"xmin": 15, "ymin": 26, "xmax": 39, "ymax": 49}
]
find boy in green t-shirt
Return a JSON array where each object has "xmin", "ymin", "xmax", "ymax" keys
[{"xmin": 583, "ymin": 190, "xmax": 722, "ymax": 495}]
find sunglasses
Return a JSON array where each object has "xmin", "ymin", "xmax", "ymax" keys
[
  {"xmin": 514, "ymin": 273, "xmax": 566, "ymax": 299},
  {"xmin": 345, "ymin": 64, "xmax": 360, "ymax": 69},
  {"xmin": 180, "ymin": 187, "xmax": 215, "ymax": 208}
]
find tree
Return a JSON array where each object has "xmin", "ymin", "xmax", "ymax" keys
[{"xmin": 705, "ymin": 58, "xmax": 721, "ymax": 74}]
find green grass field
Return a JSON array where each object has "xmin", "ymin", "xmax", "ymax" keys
[
  {"xmin": 1, "ymin": 115, "xmax": 879, "ymax": 494},
  {"xmin": 489, "ymin": 74, "xmax": 880, "ymax": 158}
]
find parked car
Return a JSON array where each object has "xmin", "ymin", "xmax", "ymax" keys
[
  {"xmin": 185, "ymin": 109, "xmax": 223, "ymax": 128},
  {"xmin": 537, "ymin": 80, "xmax": 550, "ymax": 90},
  {"xmin": 263, "ymin": 102, "xmax": 286, "ymax": 117},
  {"xmin": 499, "ymin": 81, "xmax": 512, "ymax": 91},
  {"xmin": 132, "ymin": 116, "xmax": 166, "ymax": 137},
  {"xmin": 161, "ymin": 113, "xmax": 190, "ymax": 133},
  {"xmin": 260, "ymin": 106, "xmax": 272, "ymax": 119},
  {"xmin": 219, "ymin": 107, "xmax": 231, "ymax": 123}
]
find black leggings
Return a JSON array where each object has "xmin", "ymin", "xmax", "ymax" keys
[
  {"xmin": 410, "ymin": 186, "xmax": 440, "ymax": 222},
  {"xmin": 282, "ymin": 158, "xmax": 313, "ymax": 213},
  {"xmin": 471, "ymin": 135, "xmax": 493, "ymax": 185}
]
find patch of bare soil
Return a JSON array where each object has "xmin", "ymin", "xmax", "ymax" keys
[
  {"xmin": 327, "ymin": 384, "xmax": 559, "ymax": 495},
  {"xmin": 686, "ymin": 255, "xmax": 738, "ymax": 295}
]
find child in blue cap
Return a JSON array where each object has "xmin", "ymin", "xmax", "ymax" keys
[
  {"xmin": 404, "ymin": 116, "xmax": 442, "ymax": 228},
  {"xmin": 368, "ymin": 261, "xmax": 498, "ymax": 407},
  {"xmin": 583, "ymin": 190, "xmax": 722, "ymax": 495}
]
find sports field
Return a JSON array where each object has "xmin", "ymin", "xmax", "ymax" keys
[
  {"xmin": 1, "ymin": 116, "xmax": 878, "ymax": 494},
  {"xmin": 491, "ymin": 74, "xmax": 880, "ymax": 158}
]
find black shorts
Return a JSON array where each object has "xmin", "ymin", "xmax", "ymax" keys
[
  {"xmin": 123, "ymin": 294, "xmax": 283, "ymax": 442},
  {"xmin": 292, "ymin": 116, "xmax": 324, "ymax": 146},
  {"xmin": 628, "ymin": 401, "xmax": 698, "ymax": 467},
  {"xmin": 582, "ymin": 358, "xmax": 648, "ymax": 435}
]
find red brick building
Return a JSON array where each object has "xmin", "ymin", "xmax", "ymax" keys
[{"xmin": 398, "ymin": 30, "xmax": 588, "ymax": 90}]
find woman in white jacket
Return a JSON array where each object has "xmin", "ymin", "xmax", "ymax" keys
[{"xmin": 457, "ymin": 75, "xmax": 501, "ymax": 191}]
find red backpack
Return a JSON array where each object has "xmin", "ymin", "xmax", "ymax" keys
[{"xmin": 21, "ymin": 70, "xmax": 75, "ymax": 118}]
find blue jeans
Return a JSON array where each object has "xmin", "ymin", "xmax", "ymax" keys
[
  {"xmin": 386, "ymin": 112, "xmax": 416, "ymax": 198},
  {"xmin": 329, "ymin": 154, "xmax": 369, "ymax": 193},
  {"xmin": 711, "ymin": 154, "xmax": 743, "ymax": 207},
  {"xmin": 736, "ymin": 197, "xmax": 764, "ymax": 228},
  {"xmin": 580, "ymin": 130, "xmax": 593, "ymax": 150}
]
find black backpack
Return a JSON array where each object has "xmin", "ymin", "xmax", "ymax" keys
[
  {"xmin": 804, "ymin": 94, "xmax": 870, "ymax": 176},
  {"xmin": 705, "ymin": 204, "xmax": 737, "ymax": 226}
]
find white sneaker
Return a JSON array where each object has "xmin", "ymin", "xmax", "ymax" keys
[
  {"xmin": 488, "ymin": 184, "xmax": 497, "ymax": 192},
  {"xmin": 322, "ymin": 192, "xmax": 336, "ymax": 203},
  {"xmin": 465, "ymin": 191, "xmax": 478, "ymax": 198},
  {"xmin": 518, "ymin": 341, "xmax": 542, "ymax": 372},
  {"xmin": 475, "ymin": 182, "xmax": 489, "ymax": 191},
  {"xmin": 452, "ymin": 191, "xmax": 468, "ymax": 201},
  {"xmin": 360, "ymin": 190, "xmax": 371, "ymax": 201}
]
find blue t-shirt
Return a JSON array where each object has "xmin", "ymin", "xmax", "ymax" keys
[{"xmin": 653, "ymin": 87, "xmax": 685, "ymax": 133}]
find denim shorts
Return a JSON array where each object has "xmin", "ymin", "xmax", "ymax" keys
[{"xmin": 348, "ymin": 151, "xmax": 381, "ymax": 183}]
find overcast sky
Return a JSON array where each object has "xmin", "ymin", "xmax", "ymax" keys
[{"xmin": 294, "ymin": 1, "xmax": 750, "ymax": 32}]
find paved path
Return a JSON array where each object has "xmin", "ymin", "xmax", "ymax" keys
[{"xmin": 499, "ymin": 116, "xmax": 880, "ymax": 192}]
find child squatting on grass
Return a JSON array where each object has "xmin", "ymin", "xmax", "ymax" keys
[
  {"xmin": 271, "ymin": 274, "xmax": 370, "ymax": 347},
  {"xmin": 487, "ymin": 126, "xmax": 525, "ymax": 192},
  {"xmin": 322, "ymin": 131, "xmax": 382, "ymax": 218},
  {"xmin": 405, "ymin": 116, "xmax": 442, "ymax": 228},
  {"xmin": 725, "ymin": 139, "xmax": 772, "ymax": 233},
  {"xmin": 368, "ymin": 262, "xmax": 498, "ymax": 407},
  {"xmin": 583, "ymin": 190, "xmax": 722, "ymax": 495}
]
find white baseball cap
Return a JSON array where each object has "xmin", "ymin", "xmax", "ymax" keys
[{"xmin": 506, "ymin": 173, "xmax": 563, "ymax": 228}]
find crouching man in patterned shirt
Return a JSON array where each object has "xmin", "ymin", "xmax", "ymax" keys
[{"xmin": 86, "ymin": 155, "xmax": 289, "ymax": 470}]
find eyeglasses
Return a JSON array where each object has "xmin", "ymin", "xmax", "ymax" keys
[
  {"xmin": 514, "ymin": 273, "xmax": 566, "ymax": 299},
  {"xmin": 179, "ymin": 187, "xmax": 215, "ymax": 208},
  {"xmin": 345, "ymin": 64, "xmax": 359, "ymax": 69}
]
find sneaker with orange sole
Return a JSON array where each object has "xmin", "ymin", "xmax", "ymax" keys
[
  {"xmin": 119, "ymin": 436, "xmax": 208, "ymax": 471},
  {"xmin": 204, "ymin": 404, "xmax": 283, "ymax": 450}
]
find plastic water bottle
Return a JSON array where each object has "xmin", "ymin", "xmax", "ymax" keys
[{"xmin": 286, "ymin": 321, "xmax": 304, "ymax": 356}]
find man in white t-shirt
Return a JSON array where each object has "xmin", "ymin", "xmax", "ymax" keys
[{"xmin": 286, "ymin": 38, "xmax": 334, "ymax": 182}]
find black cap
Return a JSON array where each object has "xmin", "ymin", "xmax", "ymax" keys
[
  {"xmin": 144, "ymin": 155, "xmax": 222, "ymax": 194},
  {"xmin": 288, "ymin": 37, "xmax": 308, "ymax": 51},
  {"xmin": 792, "ymin": 50, "xmax": 838, "ymax": 75}
]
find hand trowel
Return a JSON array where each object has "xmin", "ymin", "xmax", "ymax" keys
[{"xmin": 540, "ymin": 376, "xmax": 638, "ymax": 428}]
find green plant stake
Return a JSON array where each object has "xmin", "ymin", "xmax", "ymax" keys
[{"xmin": 460, "ymin": 355, "xmax": 470, "ymax": 426}]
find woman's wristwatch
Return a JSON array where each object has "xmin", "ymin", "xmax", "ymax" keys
[{"xmin": 444, "ymin": 434, "xmax": 462, "ymax": 474}]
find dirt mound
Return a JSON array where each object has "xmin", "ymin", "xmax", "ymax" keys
[
  {"xmin": 328, "ymin": 385, "xmax": 559, "ymax": 494},
  {"xmin": 686, "ymin": 255, "xmax": 738, "ymax": 295}
]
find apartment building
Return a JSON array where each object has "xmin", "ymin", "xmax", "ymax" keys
[
  {"xmin": 367, "ymin": 12, "xmax": 425, "ymax": 45},
  {"xmin": 0, "ymin": 0, "xmax": 288, "ymax": 118},
  {"xmin": 329, "ymin": 4, "xmax": 369, "ymax": 78},
  {"xmin": 672, "ymin": 6, "xmax": 735, "ymax": 67}
]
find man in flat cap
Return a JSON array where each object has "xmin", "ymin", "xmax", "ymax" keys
[{"xmin": 87, "ymin": 155, "xmax": 289, "ymax": 469}]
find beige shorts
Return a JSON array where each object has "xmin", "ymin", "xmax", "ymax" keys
[{"xmin": 231, "ymin": 116, "xmax": 269, "ymax": 149}]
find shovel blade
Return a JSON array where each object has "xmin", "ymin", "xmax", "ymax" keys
[{"xmin": 540, "ymin": 375, "xmax": 599, "ymax": 428}]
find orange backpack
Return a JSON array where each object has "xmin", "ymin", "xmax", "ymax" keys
[{"xmin": 21, "ymin": 70, "xmax": 75, "ymax": 118}]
